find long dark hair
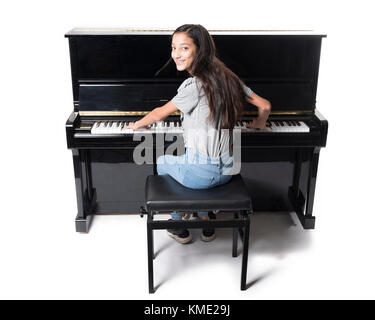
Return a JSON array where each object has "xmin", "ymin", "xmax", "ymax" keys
[{"xmin": 157, "ymin": 24, "xmax": 249, "ymax": 129}]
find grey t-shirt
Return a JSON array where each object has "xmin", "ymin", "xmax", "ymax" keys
[{"xmin": 171, "ymin": 77, "xmax": 253, "ymax": 158}]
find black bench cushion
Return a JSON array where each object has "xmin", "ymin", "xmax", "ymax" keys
[{"xmin": 145, "ymin": 174, "xmax": 252, "ymax": 212}]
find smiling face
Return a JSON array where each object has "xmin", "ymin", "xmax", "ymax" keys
[{"xmin": 171, "ymin": 32, "xmax": 197, "ymax": 74}]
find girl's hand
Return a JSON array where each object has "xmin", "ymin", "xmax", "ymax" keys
[
  {"xmin": 122, "ymin": 122, "xmax": 138, "ymax": 131},
  {"xmin": 247, "ymin": 118, "xmax": 269, "ymax": 129},
  {"xmin": 121, "ymin": 122, "xmax": 135, "ymax": 131},
  {"xmin": 122, "ymin": 121, "xmax": 151, "ymax": 131}
]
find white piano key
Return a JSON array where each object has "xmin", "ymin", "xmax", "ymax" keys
[
  {"xmin": 108, "ymin": 122, "xmax": 114, "ymax": 134},
  {"xmin": 114, "ymin": 122, "xmax": 121, "ymax": 134},
  {"xmin": 136, "ymin": 128, "xmax": 150, "ymax": 133},
  {"xmin": 273, "ymin": 122, "xmax": 282, "ymax": 132},
  {"xmin": 298, "ymin": 121, "xmax": 310, "ymax": 132},
  {"xmin": 281, "ymin": 121, "xmax": 289, "ymax": 132},
  {"xmin": 155, "ymin": 121, "xmax": 164, "ymax": 131},
  {"xmin": 98, "ymin": 122, "xmax": 105, "ymax": 133},
  {"xmin": 91, "ymin": 122, "xmax": 97, "ymax": 134},
  {"xmin": 110, "ymin": 122, "xmax": 116, "ymax": 133},
  {"xmin": 91, "ymin": 122, "xmax": 99, "ymax": 134}
]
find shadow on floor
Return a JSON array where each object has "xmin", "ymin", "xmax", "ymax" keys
[{"xmin": 151, "ymin": 211, "xmax": 313, "ymax": 291}]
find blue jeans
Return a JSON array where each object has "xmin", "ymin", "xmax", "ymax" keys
[{"xmin": 156, "ymin": 148, "xmax": 233, "ymax": 220}]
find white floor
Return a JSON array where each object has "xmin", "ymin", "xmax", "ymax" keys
[{"xmin": 1, "ymin": 203, "xmax": 374, "ymax": 300}]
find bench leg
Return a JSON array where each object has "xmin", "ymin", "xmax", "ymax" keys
[
  {"xmin": 241, "ymin": 213, "xmax": 250, "ymax": 290},
  {"xmin": 147, "ymin": 221, "xmax": 155, "ymax": 293},
  {"xmin": 232, "ymin": 213, "xmax": 238, "ymax": 257}
]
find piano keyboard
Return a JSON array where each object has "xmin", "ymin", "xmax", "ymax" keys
[
  {"xmin": 234, "ymin": 120, "xmax": 310, "ymax": 133},
  {"xmin": 91, "ymin": 120, "xmax": 184, "ymax": 134},
  {"xmin": 90, "ymin": 120, "xmax": 310, "ymax": 135}
]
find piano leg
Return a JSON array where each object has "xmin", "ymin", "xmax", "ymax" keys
[
  {"xmin": 289, "ymin": 147, "xmax": 320, "ymax": 229},
  {"xmin": 72, "ymin": 149, "xmax": 94, "ymax": 233},
  {"xmin": 288, "ymin": 147, "xmax": 320, "ymax": 229},
  {"xmin": 75, "ymin": 213, "xmax": 93, "ymax": 233},
  {"xmin": 302, "ymin": 147, "xmax": 321, "ymax": 229}
]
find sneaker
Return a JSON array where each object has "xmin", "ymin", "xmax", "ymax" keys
[
  {"xmin": 201, "ymin": 228, "xmax": 216, "ymax": 242},
  {"xmin": 182, "ymin": 212, "xmax": 199, "ymax": 220},
  {"xmin": 201, "ymin": 212, "xmax": 216, "ymax": 242},
  {"xmin": 167, "ymin": 228, "xmax": 192, "ymax": 244},
  {"xmin": 181, "ymin": 212, "xmax": 191, "ymax": 220}
]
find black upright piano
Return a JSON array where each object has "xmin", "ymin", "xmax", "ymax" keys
[{"xmin": 65, "ymin": 28, "xmax": 328, "ymax": 233}]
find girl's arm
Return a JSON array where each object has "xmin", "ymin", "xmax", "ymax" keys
[
  {"xmin": 246, "ymin": 93, "xmax": 271, "ymax": 129},
  {"xmin": 123, "ymin": 100, "xmax": 179, "ymax": 131}
]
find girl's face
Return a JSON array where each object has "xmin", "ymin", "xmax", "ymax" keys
[{"xmin": 171, "ymin": 32, "xmax": 197, "ymax": 74}]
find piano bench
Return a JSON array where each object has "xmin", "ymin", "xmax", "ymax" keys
[{"xmin": 141, "ymin": 174, "xmax": 253, "ymax": 293}]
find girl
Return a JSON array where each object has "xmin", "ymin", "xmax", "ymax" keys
[{"xmin": 123, "ymin": 24, "xmax": 271, "ymax": 243}]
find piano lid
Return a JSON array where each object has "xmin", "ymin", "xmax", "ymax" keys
[
  {"xmin": 65, "ymin": 28, "xmax": 326, "ymax": 36},
  {"xmin": 66, "ymin": 29, "xmax": 326, "ymax": 114}
]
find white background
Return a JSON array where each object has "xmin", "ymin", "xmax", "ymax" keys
[{"xmin": 0, "ymin": 0, "xmax": 374, "ymax": 299}]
